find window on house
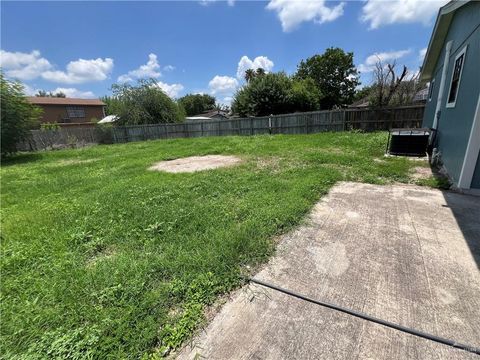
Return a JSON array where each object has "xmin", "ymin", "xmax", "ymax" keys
[
  {"xmin": 428, "ymin": 78, "xmax": 435, "ymax": 102},
  {"xmin": 66, "ymin": 106, "xmax": 86, "ymax": 118},
  {"xmin": 446, "ymin": 46, "xmax": 467, "ymax": 108}
]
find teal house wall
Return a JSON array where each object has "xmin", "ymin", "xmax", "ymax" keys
[{"xmin": 422, "ymin": 1, "xmax": 480, "ymax": 189}]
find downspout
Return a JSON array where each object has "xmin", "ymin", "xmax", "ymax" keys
[{"xmin": 432, "ymin": 40, "xmax": 453, "ymax": 130}]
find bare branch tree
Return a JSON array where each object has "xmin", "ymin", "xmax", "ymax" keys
[{"xmin": 370, "ymin": 59, "xmax": 419, "ymax": 108}]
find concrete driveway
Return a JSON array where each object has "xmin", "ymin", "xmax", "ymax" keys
[{"xmin": 178, "ymin": 182, "xmax": 480, "ymax": 359}]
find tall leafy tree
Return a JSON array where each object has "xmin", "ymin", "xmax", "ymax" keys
[
  {"xmin": 232, "ymin": 72, "xmax": 321, "ymax": 117},
  {"xmin": 1, "ymin": 74, "xmax": 41, "ymax": 156},
  {"xmin": 178, "ymin": 93, "xmax": 216, "ymax": 116},
  {"xmin": 100, "ymin": 95, "xmax": 122, "ymax": 116},
  {"xmin": 111, "ymin": 79, "xmax": 185, "ymax": 125},
  {"xmin": 296, "ymin": 47, "xmax": 359, "ymax": 109}
]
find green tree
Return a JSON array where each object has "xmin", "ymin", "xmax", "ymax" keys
[
  {"xmin": 289, "ymin": 77, "xmax": 321, "ymax": 112},
  {"xmin": 256, "ymin": 68, "xmax": 266, "ymax": 77},
  {"xmin": 35, "ymin": 90, "xmax": 66, "ymax": 98},
  {"xmin": 352, "ymin": 85, "xmax": 374, "ymax": 103},
  {"xmin": 244, "ymin": 69, "xmax": 256, "ymax": 83},
  {"xmin": 111, "ymin": 79, "xmax": 185, "ymax": 125},
  {"xmin": 1, "ymin": 74, "xmax": 41, "ymax": 156},
  {"xmin": 232, "ymin": 72, "xmax": 321, "ymax": 117},
  {"xmin": 296, "ymin": 47, "xmax": 359, "ymax": 109},
  {"xmin": 100, "ymin": 95, "xmax": 122, "ymax": 116},
  {"xmin": 178, "ymin": 93, "xmax": 216, "ymax": 116},
  {"xmin": 244, "ymin": 68, "xmax": 266, "ymax": 83}
]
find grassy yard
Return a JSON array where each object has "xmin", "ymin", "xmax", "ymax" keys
[{"xmin": 1, "ymin": 132, "xmax": 436, "ymax": 359}]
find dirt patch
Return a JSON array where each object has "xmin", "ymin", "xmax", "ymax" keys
[
  {"xmin": 53, "ymin": 158, "xmax": 99, "ymax": 167},
  {"xmin": 148, "ymin": 155, "xmax": 242, "ymax": 173},
  {"xmin": 411, "ymin": 166, "xmax": 434, "ymax": 180},
  {"xmin": 86, "ymin": 247, "xmax": 116, "ymax": 268}
]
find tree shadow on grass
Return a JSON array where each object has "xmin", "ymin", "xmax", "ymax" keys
[{"xmin": 1, "ymin": 152, "xmax": 43, "ymax": 167}]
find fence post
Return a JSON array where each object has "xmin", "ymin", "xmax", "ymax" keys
[{"xmin": 250, "ymin": 117, "xmax": 254, "ymax": 135}]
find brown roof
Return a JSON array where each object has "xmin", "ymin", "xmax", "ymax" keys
[
  {"xmin": 193, "ymin": 109, "xmax": 229, "ymax": 118},
  {"xmin": 27, "ymin": 97, "xmax": 105, "ymax": 106}
]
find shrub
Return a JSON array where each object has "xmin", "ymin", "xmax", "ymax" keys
[
  {"xmin": 178, "ymin": 94, "xmax": 216, "ymax": 116},
  {"xmin": 96, "ymin": 123, "xmax": 114, "ymax": 144},
  {"xmin": 1, "ymin": 74, "xmax": 41, "ymax": 156},
  {"xmin": 40, "ymin": 122, "xmax": 60, "ymax": 131},
  {"xmin": 231, "ymin": 72, "xmax": 322, "ymax": 117},
  {"xmin": 111, "ymin": 79, "xmax": 185, "ymax": 125}
]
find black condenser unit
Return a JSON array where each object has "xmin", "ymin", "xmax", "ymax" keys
[{"xmin": 386, "ymin": 128, "xmax": 430, "ymax": 157}]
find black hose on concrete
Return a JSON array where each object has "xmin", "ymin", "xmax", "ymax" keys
[{"xmin": 249, "ymin": 277, "xmax": 480, "ymax": 356}]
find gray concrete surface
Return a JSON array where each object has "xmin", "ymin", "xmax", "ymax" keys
[{"xmin": 178, "ymin": 182, "xmax": 480, "ymax": 360}]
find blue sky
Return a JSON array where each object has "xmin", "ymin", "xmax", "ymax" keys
[{"xmin": 1, "ymin": 0, "xmax": 446, "ymax": 104}]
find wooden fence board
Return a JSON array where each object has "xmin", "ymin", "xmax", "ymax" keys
[{"xmin": 19, "ymin": 105, "xmax": 425, "ymax": 151}]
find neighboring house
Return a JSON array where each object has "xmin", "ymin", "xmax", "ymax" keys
[
  {"xmin": 348, "ymin": 98, "xmax": 370, "ymax": 108},
  {"xmin": 420, "ymin": 0, "xmax": 480, "ymax": 191},
  {"xmin": 27, "ymin": 97, "xmax": 106, "ymax": 125},
  {"xmin": 186, "ymin": 109, "xmax": 229, "ymax": 121},
  {"xmin": 348, "ymin": 88, "xmax": 427, "ymax": 108},
  {"xmin": 413, "ymin": 87, "xmax": 429, "ymax": 103}
]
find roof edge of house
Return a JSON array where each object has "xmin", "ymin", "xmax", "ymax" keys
[
  {"xmin": 419, "ymin": 0, "xmax": 471, "ymax": 82},
  {"xmin": 26, "ymin": 96, "xmax": 105, "ymax": 106}
]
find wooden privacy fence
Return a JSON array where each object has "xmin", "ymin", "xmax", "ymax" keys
[{"xmin": 20, "ymin": 105, "xmax": 424, "ymax": 151}]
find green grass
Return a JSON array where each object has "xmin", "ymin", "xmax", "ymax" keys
[{"xmin": 1, "ymin": 132, "xmax": 431, "ymax": 359}]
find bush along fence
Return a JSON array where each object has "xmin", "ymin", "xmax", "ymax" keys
[{"xmin": 18, "ymin": 105, "xmax": 424, "ymax": 151}]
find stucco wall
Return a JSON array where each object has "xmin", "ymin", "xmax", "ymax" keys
[{"xmin": 422, "ymin": 1, "xmax": 480, "ymax": 186}]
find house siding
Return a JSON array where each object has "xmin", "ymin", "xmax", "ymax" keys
[
  {"xmin": 36, "ymin": 104, "xmax": 105, "ymax": 125},
  {"xmin": 422, "ymin": 1, "xmax": 480, "ymax": 186}
]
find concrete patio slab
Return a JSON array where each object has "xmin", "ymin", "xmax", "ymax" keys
[{"xmin": 177, "ymin": 182, "xmax": 480, "ymax": 360}]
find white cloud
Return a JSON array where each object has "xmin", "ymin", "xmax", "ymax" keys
[
  {"xmin": 0, "ymin": 50, "xmax": 52, "ymax": 80},
  {"xmin": 222, "ymin": 96, "xmax": 233, "ymax": 105},
  {"xmin": 208, "ymin": 75, "xmax": 239, "ymax": 95},
  {"xmin": 117, "ymin": 53, "xmax": 161, "ymax": 82},
  {"xmin": 155, "ymin": 81, "xmax": 184, "ymax": 98},
  {"xmin": 22, "ymin": 84, "xmax": 38, "ymax": 96},
  {"xmin": 419, "ymin": 47, "xmax": 428, "ymax": 61},
  {"xmin": 361, "ymin": 0, "xmax": 447, "ymax": 30},
  {"xmin": 266, "ymin": 0, "xmax": 345, "ymax": 32},
  {"xmin": 236, "ymin": 55, "xmax": 274, "ymax": 79},
  {"xmin": 0, "ymin": 50, "xmax": 113, "ymax": 84},
  {"xmin": 22, "ymin": 84, "xmax": 95, "ymax": 98},
  {"xmin": 51, "ymin": 87, "xmax": 95, "ymax": 98},
  {"xmin": 358, "ymin": 49, "xmax": 411, "ymax": 73},
  {"xmin": 163, "ymin": 65, "xmax": 175, "ymax": 72},
  {"xmin": 42, "ymin": 58, "xmax": 113, "ymax": 84}
]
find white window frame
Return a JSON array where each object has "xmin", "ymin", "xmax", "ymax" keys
[
  {"xmin": 446, "ymin": 45, "xmax": 467, "ymax": 108},
  {"xmin": 428, "ymin": 78, "xmax": 435, "ymax": 102}
]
